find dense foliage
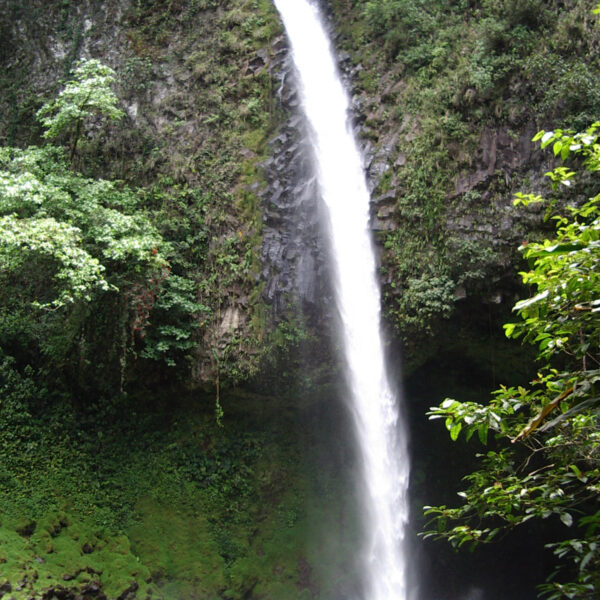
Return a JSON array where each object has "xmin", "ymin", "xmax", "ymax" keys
[
  {"xmin": 330, "ymin": 0, "xmax": 600, "ymax": 369},
  {"xmin": 424, "ymin": 123, "xmax": 600, "ymax": 598},
  {"xmin": 0, "ymin": 373, "xmax": 358, "ymax": 599},
  {"xmin": 0, "ymin": 60, "xmax": 176, "ymax": 402}
]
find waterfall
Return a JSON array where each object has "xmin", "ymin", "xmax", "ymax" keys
[{"xmin": 272, "ymin": 1, "xmax": 410, "ymax": 599}]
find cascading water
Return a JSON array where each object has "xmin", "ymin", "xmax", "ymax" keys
[{"xmin": 272, "ymin": 1, "xmax": 410, "ymax": 599}]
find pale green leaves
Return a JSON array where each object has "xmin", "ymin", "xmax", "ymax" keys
[
  {"xmin": 36, "ymin": 59, "xmax": 124, "ymax": 159},
  {"xmin": 513, "ymin": 289, "xmax": 549, "ymax": 311},
  {"xmin": 0, "ymin": 145, "xmax": 167, "ymax": 309},
  {"xmin": 0, "ymin": 215, "xmax": 109, "ymax": 307},
  {"xmin": 513, "ymin": 191, "xmax": 544, "ymax": 206},
  {"xmin": 533, "ymin": 122, "xmax": 600, "ymax": 177},
  {"xmin": 37, "ymin": 59, "xmax": 124, "ymax": 139}
]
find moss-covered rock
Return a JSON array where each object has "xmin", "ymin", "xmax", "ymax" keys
[
  {"xmin": 326, "ymin": 0, "xmax": 600, "ymax": 369},
  {"xmin": 0, "ymin": 380, "xmax": 362, "ymax": 599}
]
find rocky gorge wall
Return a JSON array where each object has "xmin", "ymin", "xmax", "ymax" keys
[
  {"xmin": 2, "ymin": 0, "xmax": 600, "ymax": 384},
  {"xmin": 3, "ymin": 2, "xmax": 600, "ymax": 599},
  {"xmin": 322, "ymin": 0, "xmax": 600, "ymax": 374},
  {"xmin": 259, "ymin": 35, "xmax": 333, "ymax": 327},
  {"xmin": 0, "ymin": 0, "xmax": 288, "ymax": 388}
]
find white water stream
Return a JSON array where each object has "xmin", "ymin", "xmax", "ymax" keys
[{"xmin": 272, "ymin": 1, "xmax": 410, "ymax": 599}]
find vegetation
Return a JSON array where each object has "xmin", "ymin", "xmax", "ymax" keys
[
  {"xmin": 117, "ymin": 0, "xmax": 286, "ymax": 387},
  {"xmin": 424, "ymin": 123, "xmax": 600, "ymax": 598},
  {"xmin": 0, "ymin": 5, "xmax": 351, "ymax": 598},
  {"xmin": 37, "ymin": 59, "xmax": 125, "ymax": 161},
  {"xmin": 0, "ymin": 60, "xmax": 175, "ymax": 403},
  {"xmin": 329, "ymin": 0, "xmax": 600, "ymax": 370},
  {"xmin": 0, "ymin": 51, "xmax": 352, "ymax": 591},
  {"xmin": 0, "ymin": 377, "xmax": 360, "ymax": 599},
  {"xmin": 2, "ymin": 0, "xmax": 600, "ymax": 598},
  {"xmin": 0, "ymin": 0, "xmax": 288, "ymax": 390}
]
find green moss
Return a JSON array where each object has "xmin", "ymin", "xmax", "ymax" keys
[
  {"xmin": 128, "ymin": 496, "xmax": 226, "ymax": 597},
  {"xmin": 0, "ymin": 377, "xmax": 361, "ymax": 599},
  {"xmin": 0, "ymin": 514, "xmax": 155, "ymax": 600}
]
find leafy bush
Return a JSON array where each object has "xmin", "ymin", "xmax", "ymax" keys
[
  {"xmin": 362, "ymin": 0, "xmax": 439, "ymax": 57},
  {"xmin": 424, "ymin": 123, "xmax": 600, "ymax": 599},
  {"xmin": 0, "ymin": 61, "xmax": 175, "ymax": 399}
]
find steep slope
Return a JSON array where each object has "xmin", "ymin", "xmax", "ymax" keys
[
  {"xmin": 327, "ymin": 0, "xmax": 600, "ymax": 370},
  {"xmin": 2, "ymin": 1, "xmax": 600, "ymax": 599},
  {"xmin": 0, "ymin": 0, "xmax": 289, "ymax": 391}
]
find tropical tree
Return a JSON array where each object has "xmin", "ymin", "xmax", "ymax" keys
[
  {"xmin": 0, "ymin": 61, "xmax": 168, "ymax": 399},
  {"xmin": 424, "ymin": 123, "xmax": 600, "ymax": 599},
  {"xmin": 36, "ymin": 59, "xmax": 124, "ymax": 161}
]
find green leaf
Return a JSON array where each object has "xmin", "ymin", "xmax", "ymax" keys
[
  {"xmin": 540, "ymin": 131, "xmax": 555, "ymax": 147},
  {"xmin": 560, "ymin": 513, "xmax": 573, "ymax": 527},
  {"xmin": 514, "ymin": 290, "xmax": 549, "ymax": 310},
  {"xmin": 477, "ymin": 425, "xmax": 488, "ymax": 445},
  {"xmin": 580, "ymin": 549, "xmax": 595, "ymax": 571},
  {"xmin": 553, "ymin": 140, "xmax": 562, "ymax": 156},
  {"xmin": 450, "ymin": 422, "xmax": 462, "ymax": 441}
]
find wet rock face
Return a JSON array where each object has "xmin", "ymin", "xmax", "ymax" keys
[
  {"xmin": 260, "ymin": 37, "xmax": 333, "ymax": 325},
  {"xmin": 259, "ymin": 17, "xmax": 389, "ymax": 327},
  {"xmin": 453, "ymin": 126, "xmax": 538, "ymax": 197},
  {"xmin": 445, "ymin": 124, "xmax": 549, "ymax": 282}
]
